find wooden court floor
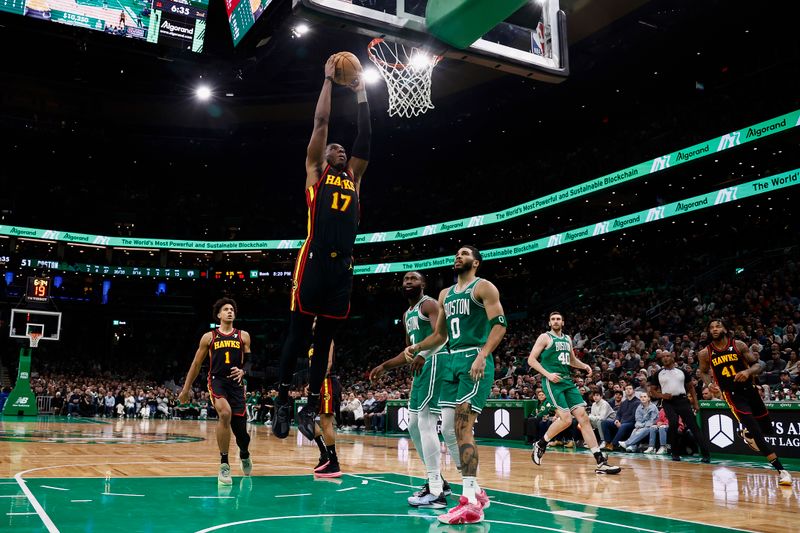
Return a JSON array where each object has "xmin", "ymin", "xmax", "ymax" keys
[{"xmin": 0, "ymin": 416, "xmax": 797, "ymax": 532}]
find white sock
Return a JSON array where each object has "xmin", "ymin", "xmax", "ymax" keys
[
  {"xmin": 408, "ymin": 411, "xmax": 425, "ymax": 468},
  {"xmin": 419, "ymin": 407, "xmax": 442, "ymax": 494},
  {"xmin": 462, "ymin": 476, "xmax": 477, "ymax": 504},
  {"xmin": 440, "ymin": 408, "xmax": 462, "ymax": 469}
]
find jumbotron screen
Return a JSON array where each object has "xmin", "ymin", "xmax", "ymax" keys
[
  {"xmin": 226, "ymin": 0, "xmax": 270, "ymax": 46},
  {"xmin": 0, "ymin": 0, "xmax": 207, "ymax": 52}
]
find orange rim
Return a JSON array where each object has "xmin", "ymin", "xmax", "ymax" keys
[{"xmin": 367, "ymin": 37, "xmax": 442, "ymax": 71}]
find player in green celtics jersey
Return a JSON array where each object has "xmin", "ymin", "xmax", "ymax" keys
[
  {"xmin": 369, "ymin": 271, "xmax": 455, "ymax": 508},
  {"xmin": 405, "ymin": 246, "xmax": 506, "ymax": 525},
  {"xmin": 528, "ymin": 311, "xmax": 621, "ymax": 474}
]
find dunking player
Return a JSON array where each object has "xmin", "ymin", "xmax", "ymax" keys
[
  {"xmin": 699, "ymin": 319, "xmax": 792, "ymax": 486},
  {"xmin": 369, "ymin": 271, "xmax": 455, "ymax": 508},
  {"xmin": 273, "ymin": 54, "xmax": 371, "ymax": 440},
  {"xmin": 405, "ymin": 246, "xmax": 503, "ymax": 525},
  {"xmin": 309, "ymin": 330, "xmax": 343, "ymax": 478},
  {"xmin": 179, "ymin": 298, "xmax": 252, "ymax": 485},
  {"xmin": 529, "ymin": 312, "xmax": 621, "ymax": 474}
]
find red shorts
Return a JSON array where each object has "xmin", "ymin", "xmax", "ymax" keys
[{"xmin": 319, "ymin": 376, "xmax": 341, "ymax": 415}]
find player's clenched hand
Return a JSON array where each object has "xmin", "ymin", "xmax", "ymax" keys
[
  {"xmin": 470, "ymin": 357, "xmax": 486, "ymax": 382},
  {"xmin": 369, "ymin": 364, "xmax": 385, "ymax": 382},
  {"xmin": 583, "ymin": 365, "xmax": 593, "ymax": 378},
  {"xmin": 733, "ymin": 371, "xmax": 750, "ymax": 382},
  {"xmin": 546, "ymin": 373, "xmax": 562, "ymax": 384},
  {"xmin": 403, "ymin": 344, "xmax": 417, "ymax": 360},
  {"xmin": 410, "ymin": 355, "xmax": 425, "ymax": 376},
  {"xmin": 228, "ymin": 367, "xmax": 244, "ymax": 384},
  {"xmin": 708, "ymin": 383, "xmax": 720, "ymax": 394}
]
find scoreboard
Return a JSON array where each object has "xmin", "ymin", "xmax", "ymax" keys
[
  {"xmin": 0, "ymin": 0, "xmax": 208, "ymax": 52},
  {"xmin": 227, "ymin": 0, "xmax": 271, "ymax": 46}
]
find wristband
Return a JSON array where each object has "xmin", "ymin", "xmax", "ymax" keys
[
  {"xmin": 325, "ymin": 76, "xmax": 334, "ymax": 82},
  {"xmin": 489, "ymin": 315, "xmax": 507, "ymax": 328}
]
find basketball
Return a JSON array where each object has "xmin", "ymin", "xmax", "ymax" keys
[{"xmin": 333, "ymin": 51, "xmax": 362, "ymax": 86}]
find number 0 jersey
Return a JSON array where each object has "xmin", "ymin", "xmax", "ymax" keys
[
  {"xmin": 539, "ymin": 332, "xmax": 574, "ymax": 384},
  {"xmin": 708, "ymin": 337, "xmax": 752, "ymax": 392},
  {"xmin": 208, "ymin": 328, "xmax": 245, "ymax": 378},
  {"xmin": 443, "ymin": 278, "xmax": 489, "ymax": 351}
]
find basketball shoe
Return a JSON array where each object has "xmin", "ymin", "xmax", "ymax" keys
[
  {"xmin": 778, "ymin": 470, "xmax": 792, "ymax": 486},
  {"xmin": 531, "ymin": 440, "xmax": 546, "ymax": 465},
  {"xmin": 407, "ymin": 486, "xmax": 447, "ymax": 509},
  {"xmin": 595, "ymin": 457, "xmax": 621, "ymax": 475},
  {"xmin": 241, "ymin": 457, "xmax": 253, "ymax": 476},
  {"xmin": 218, "ymin": 463, "xmax": 232, "ymax": 485},
  {"xmin": 314, "ymin": 455, "xmax": 330, "ymax": 473},
  {"xmin": 296, "ymin": 406, "xmax": 318, "ymax": 441},
  {"xmin": 437, "ymin": 496, "xmax": 484, "ymax": 525},
  {"xmin": 314, "ymin": 459, "xmax": 342, "ymax": 478},
  {"xmin": 273, "ymin": 401, "xmax": 291, "ymax": 439},
  {"xmin": 476, "ymin": 489, "xmax": 490, "ymax": 509}
]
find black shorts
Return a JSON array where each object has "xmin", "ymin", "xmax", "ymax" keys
[
  {"xmin": 208, "ymin": 376, "xmax": 246, "ymax": 417},
  {"xmin": 291, "ymin": 243, "xmax": 353, "ymax": 319},
  {"xmin": 319, "ymin": 376, "xmax": 342, "ymax": 415},
  {"xmin": 722, "ymin": 386, "xmax": 769, "ymax": 421}
]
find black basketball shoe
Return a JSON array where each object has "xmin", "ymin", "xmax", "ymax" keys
[{"xmin": 272, "ymin": 401, "xmax": 291, "ymax": 439}]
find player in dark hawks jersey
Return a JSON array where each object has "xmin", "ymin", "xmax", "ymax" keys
[
  {"xmin": 698, "ymin": 319, "xmax": 792, "ymax": 486},
  {"xmin": 179, "ymin": 298, "xmax": 253, "ymax": 486},
  {"xmin": 274, "ymin": 54, "xmax": 371, "ymax": 442}
]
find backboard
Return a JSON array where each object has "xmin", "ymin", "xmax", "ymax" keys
[
  {"xmin": 10, "ymin": 309, "xmax": 62, "ymax": 342},
  {"xmin": 292, "ymin": 0, "xmax": 568, "ymax": 81}
]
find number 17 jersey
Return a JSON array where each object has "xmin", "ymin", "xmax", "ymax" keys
[{"xmin": 539, "ymin": 332, "xmax": 574, "ymax": 384}]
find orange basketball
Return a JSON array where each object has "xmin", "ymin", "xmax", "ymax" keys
[{"xmin": 333, "ymin": 51, "xmax": 363, "ymax": 86}]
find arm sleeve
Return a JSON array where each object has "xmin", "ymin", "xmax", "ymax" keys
[{"xmin": 351, "ymin": 101, "xmax": 371, "ymax": 160}]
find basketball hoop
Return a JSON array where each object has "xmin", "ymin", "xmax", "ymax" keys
[
  {"xmin": 367, "ymin": 38, "xmax": 442, "ymax": 118},
  {"xmin": 28, "ymin": 332, "xmax": 42, "ymax": 348}
]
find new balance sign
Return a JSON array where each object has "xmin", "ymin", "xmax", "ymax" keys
[
  {"xmin": 494, "ymin": 409, "xmax": 510, "ymax": 438},
  {"xmin": 397, "ymin": 407, "xmax": 409, "ymax": 431},
  {"xmin": 714, "ymin": 187, "xmax": 738, "ymax": 205},
  {"xmin": 650, "ymin": 156, "xmax": 670, "ymax": 172},
  {"xmin": 13, "ymin": 397, "xmax": 29, "ymax": 406},
  {"xmin": 708, "ymin": 414, "xmax": 735, "ymax": 448}
]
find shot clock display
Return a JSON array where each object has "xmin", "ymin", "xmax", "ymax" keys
[
  {"xmin": 26, "ymin": 276, "xmax": 51, "ymax": 302},
  {"xmin": 0, "ymin": 0, "xmax": 208, "ymax": 52}
]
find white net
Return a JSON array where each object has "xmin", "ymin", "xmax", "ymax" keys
[
  {"xmin": 367, "ymin": 38, "xmax": 442, "ymax": 118},
  {"xmin": 28, "ymin": 333, "xmax": 41, "ymax": 348}
]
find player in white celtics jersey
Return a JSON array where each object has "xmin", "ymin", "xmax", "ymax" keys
[
  {"xmin": 370, "ymin": 271, "xmax": 456, "ymax": 508},
  {"xmin": 528, "ymin": 311, "xmax": 621, "ymax": 474},
  {"xmin": 405, "ymin": 246, "xmax": 506, "ymax": 525}
]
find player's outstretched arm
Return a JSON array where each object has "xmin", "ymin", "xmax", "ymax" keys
[
  {"xmin": 306, "ymin": 56, "xmax": 336, "ymax": 190},
  {"xmin": 348, "ymin": 77, "xmax": 370, "ymax": 193},
  {"xmin": 179, "ymin": 332, "xmax": 212, "ymax": 403}
]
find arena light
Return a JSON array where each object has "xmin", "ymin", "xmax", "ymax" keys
[
  {"xmin": 196, "ymin": 85, "xmax": 212, "ymax": 101},
  {"xmin": 410, "ymin": 52, "xmax": 433, "ymax": 69},
  {"xmin": 362, "ymin": 67, "xmax": 381, "ymax": 85},
  {"xmin": 292, "ymin": 24, "xmax": 310, "ymax": 38}
]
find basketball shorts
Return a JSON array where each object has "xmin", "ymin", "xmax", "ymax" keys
[
  {"xmin": 438, "ymin": 347, "xmax": 495, "ymax": 414},
  {"xmin": 409, "ymin": 350, "xmax": 447, "ymax": 414},
  {"xmin": 722, "ymin": 386, "xmax": 770, "ymax": 424},
  {"xmin": 291, "ymin": 242, "xmax": 354, "ymax": 319},
  {"xmin": 319, "ymin": 376, "xmax": 341, "ymax": 416},
  {"xmin": 208, "ymin": 376, "xmax": 246, "ymax": 417},
  {"xmin": 542, "ymin": 378, "xmax": 586, "ymax": 412}
]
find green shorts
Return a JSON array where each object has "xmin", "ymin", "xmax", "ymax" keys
[
  {"xmin": 409, "ymin": 350, "xmax": 447, "ymax": 413},
  {"xmin": 438, "ymin": 347, "xmax": 495, "ymax": 414},
  {"xmin": 542, "ymin": 379, "xmax": 586, "ymax": 411}
]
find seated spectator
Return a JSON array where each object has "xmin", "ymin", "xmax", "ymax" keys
[
  {"xmin": 588, "ymin": 390, "xmax": 615, "ymax": 446},
  {"xmin": 601, "ymin": 385, "xmax": 640, "ymax": 450},
  {"xmin": 619, "ymin": 392, "xmax": 658, "ymax": 452}
]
